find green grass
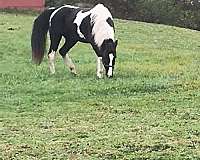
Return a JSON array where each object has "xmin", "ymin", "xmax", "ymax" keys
[{"xmin": 0, "ymin": 12, "xmax": 200, "ymax": 160}]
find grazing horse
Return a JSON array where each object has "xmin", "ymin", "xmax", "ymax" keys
[{"xmin": 31, "ymin": 4, "xmax": 118, "ymax": 78}]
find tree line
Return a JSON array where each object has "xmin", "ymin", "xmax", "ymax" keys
[{"xmin": 46, "ymin": 0, "xmax": 200, "ymax": 30}]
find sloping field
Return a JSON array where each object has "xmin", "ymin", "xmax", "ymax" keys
[{"xmin": 0, "ymin": 12, "xmax": 200, "ymax": 159}]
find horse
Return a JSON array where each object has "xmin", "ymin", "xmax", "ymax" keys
[{"xmin": 31, "ymin": 4, "xmax": 118, "ymax": 78}]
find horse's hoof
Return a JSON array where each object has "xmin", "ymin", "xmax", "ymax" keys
[
  {"xmin": 97, "ymin": 74, "xmax": 103, "ymax": 79},
  {"xmin": 49, "ymin": 71, "xmax": 55, "ymax": 75},
  {"xmin": 69, "ymin": 67, "xmax": 77, "ymax": 75},
  {"xmin": 71, "ymin": 71, "xmax": 78, "ymax": 76},
  {"xmin": 72, "ymin": 73, "xmax": 77, "ymax": 76},
  {"xmin": 107, "ymin": 75, "xmax": 113, "ymax": 78}
]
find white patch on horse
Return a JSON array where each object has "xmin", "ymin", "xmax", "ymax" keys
[
  {"xmin": 107, "ymin": 53, "xmax": 114, "ymax": 77},
  {"xmin": 49, "ymin": 5, "xmax": 79, "ymax": 26},
  {"xmin": 48, "ymin": 51, "xmax": 56, "ymax": 74},
  {"xmin": 73, "ymin": 4, "xmax": 114, "ymax": 43},
  {"xmin": 96, "ymin": 57, "xmax": 103, "ymax": 78},
  {"xmin": 73, "ymin": 11, "xmax": 91, "ymax": 39},
  {"xmin": 49, "ymin": 7, "xmax": 55, "ymax": 10},
  {"xmin": 90, "ymin": 4, "xmax": 115, "ymax": 47},
  {"xmin": 63, "ymin": 54, "xmax": 77, "ymax": 75}
]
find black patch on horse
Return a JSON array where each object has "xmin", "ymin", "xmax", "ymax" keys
[
  {"xmin": 82, "ymin": 8, "xmax": 91, "ymax": 13},
  {"xmin": 106, "ymin": 17, "xmax": 114, "ymax": 28},
  {"xmin": 101, "ymin": 39, "xmax": 117, "ymax": 57},
  {"xmin": 80, "ymin": 14, "xmax": 94, "ymax": 41}
]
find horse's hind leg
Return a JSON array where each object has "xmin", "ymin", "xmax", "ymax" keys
[
  {"xmin": 48, "ymin": 33, "xmax": 62, "ymax": 74},
  {"xmin": 64, "ymin": 54, "xmax": 77, "ymax": 75},
  {"xmin": 59, "ymin": 40, "xmax": 77, "ymax": 75}
]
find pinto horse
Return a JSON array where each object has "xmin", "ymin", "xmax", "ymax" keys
[{"xmin": 31, "ymin": 4, "xmax": 118, "ymax": 78}]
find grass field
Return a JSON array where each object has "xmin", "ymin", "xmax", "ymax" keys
[{"xmin": 0, "ymin": 12, "xmax": 200, "ymax": 160}]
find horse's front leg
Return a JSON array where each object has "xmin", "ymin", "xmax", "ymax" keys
[{"xmin": 96, "ymin": 57, "xmax": 104, "ymax": 78}]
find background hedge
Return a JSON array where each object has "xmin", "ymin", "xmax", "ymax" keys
[{"xmin": 45, "ymin": 0, "xmax": 200, "ymax": 30}]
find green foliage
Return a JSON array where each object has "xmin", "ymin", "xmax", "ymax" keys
[
  {"xmin": 0, "ymin": 12, "xmax": 200, "ymax": 159},
  {"xmin": 45, "ymin": 0, "xmax": 200, "ymax": 30},
  {"xmin": 128, "ymin": 0, "xmax": 200, "ymax": 30}
]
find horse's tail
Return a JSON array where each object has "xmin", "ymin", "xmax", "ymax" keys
[{"xmin": 31, "ymin": 9, "xmax": 56, "ymax": 64}]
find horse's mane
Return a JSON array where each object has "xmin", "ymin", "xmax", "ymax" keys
[
  {"xmin": 90, "ymin": 4, "xmax": 113, "ymax": 22},
  {"xmin": 90, "ymin": 4, "xmax": 115, "ymax": 47}
]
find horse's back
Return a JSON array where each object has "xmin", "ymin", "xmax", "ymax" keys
[{"xmin": 49, "ymin": 5, "xmax": 80, "ymax": 35}]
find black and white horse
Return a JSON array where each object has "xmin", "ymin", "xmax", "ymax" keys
[{"xmin": 31, "ymin": 4, "xmax": 118, "ymax": 78}]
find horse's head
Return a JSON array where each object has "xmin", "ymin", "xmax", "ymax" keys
[{"xmin": 101, "ymin": 39, "xmax": 118, "ymax": 78}]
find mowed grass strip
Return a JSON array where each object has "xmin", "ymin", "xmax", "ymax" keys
[{"xmin": 0, "ymin": 12, "xmax": 200, "ymax": 159}]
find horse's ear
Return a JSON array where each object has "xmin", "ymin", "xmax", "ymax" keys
[{"xmin": 115, "ymin": 40, "xmax": 118, "ymax": 48}]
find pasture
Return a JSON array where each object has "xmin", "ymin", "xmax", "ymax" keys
[{"xmin": 0, "ymin": 12, "xmax": 200, "ymax": 159}]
